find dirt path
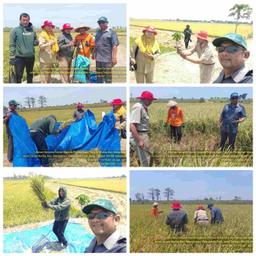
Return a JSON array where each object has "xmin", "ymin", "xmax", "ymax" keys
[{"xmin": 45, "ymin": 181, "xmax": 127, "ymax": 227}]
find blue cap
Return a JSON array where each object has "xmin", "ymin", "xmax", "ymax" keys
[
  {"xmin": 82, "ymin": 198, "xmax": 118, "ymax": 214},
  {"xmin": 97, "ymin": 16, "xmax": 108, "ymax": 23},
  {"xmin": 230, "ymin": 92, "xmax": 239, "ymax": 99},
  {"xmin": 212, "ymin": 33, "xmax": 247, "ymax": 50}
]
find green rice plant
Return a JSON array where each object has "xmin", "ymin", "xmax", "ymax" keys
[{"xmin": 30, "ymin": 176, "xmax": 47, "ymax": 202}]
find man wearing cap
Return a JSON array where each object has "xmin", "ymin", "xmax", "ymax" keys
[
  {"xmin": 3, "ymin": 100, "xmax": 20, "ymax": 163},
  {"xmin": 130, "ymin": 91, "xmax": 157, "ymax": 167},
  {"xmin": 83, "ymin": 199, "xmax": 126, "ymax": 253},
  {"xmin": 9, "ymin": 13, "xmax": 39, "ymax": 83},
  {"xmin": 111, "ymin": 99, "xmax": 126, "ymax": 139},
  {"xmin": 130, "ymin": 26, "xmax": 160, "ymax": 83},
  {"xmin": 166, "ymin": 201, "xmax": 188, "ymax": 233},
  {"xmin": 165, "ymin": 100, "xmax": 184, "ymax": 143},
  {"xmin": 178, "ymin": 31, "xmax": 215, "ymax": 83},
  {"xmin": 57, "ymin": 23, "xmax": 74, "ymax": 83},
  {"xmin": 74, "ymin": 25, "xmax": 95, "ymax": 81},
  {"xmin": 39, "ymin": 20, "xmax": 59, "ymax": 83},
  {"xmin": 219, "ymin": 92, "xmax": 246, "ymax": 151},
  {"xmin": 207, "ymin": 204, "xmax": 224, "ymax": 224},
  {"xmin": 212, "ymin": 33, "xmax": 252, "ymax": 83},
  {"xmin": 94, "ymin": 17, "xmax": 119, "ymax": 83},
  {"xmin": 30, "ymin": 115, "xmax": 61, "ymax": 166}
]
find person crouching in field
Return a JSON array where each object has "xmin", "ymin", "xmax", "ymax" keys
[
  {"xmin": 219, "ymin": 92, "xmax": 246, "ymax": 151},
  {"xmin": 9, "ymin": 13, "xmax": 39, "ymax": 83},
  {"xmin": 42, "ymin": 187, "xmax": 71, "ymax": 248},
  {"xmin": 57, "ymin": 23, "xmax": 74, "ymax": 83},
  {"xmin": 130, "ymin": 26, "xmax": 160, "ymax": 83},
  {"xmin": 39, "ymin": 20, "xmax": 59, "ymax": 83},
  {"xmin": 112, "ymin": 98, "xmax": 126, "ymax": 139},
  {"xmin": 165, "ymin": 100, "xmax": 184, "ymax": 143},
  {"xmin": 194, "ymin": 205, "xmax": 209, "ymax": 225},
  {"xmin": 166, "ymin": 201, "xmax": 188, "ymax": 234},
  {"xmin": 151, "ymin": 202, "xmax": 163, "ymax": 218},
  {"xmin": 207, "ymin": 204, "xmax": 224, "ymax": 224}
]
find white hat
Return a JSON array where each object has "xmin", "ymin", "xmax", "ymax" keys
[
  {"xmin": 153, "ymin": 202, "xmax": 158, "ymax": 206},
  {"xmin": 167, "ymin": 100, "xmax": 177, "ymax": 107}
]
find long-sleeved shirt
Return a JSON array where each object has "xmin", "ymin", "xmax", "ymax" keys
[
  {"xmin": 166, "ymin": 210, "xmax": 188, "ymax": 231},
  {"xmin": 210, "ymin": 207, "xmax": 224, "ymax": 224},
  {"xmin": 30, "ymin": 116, "xmax": 58, "ymax": 136},
  {"xmin": 166, "ymin": 107, "xmax": 184, "ymax": 127},
  {"xmin": 57, "ymin": 32, "xmax": 74, "ymax": 59}
]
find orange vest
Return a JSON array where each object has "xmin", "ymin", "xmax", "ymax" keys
[
  {"xmin": 74, "ymin": 33, "xmax": 95, "ymax": 58},
  {"xmin": 166, "ymin": 106, "xmax": 184, "ymax": 126}
]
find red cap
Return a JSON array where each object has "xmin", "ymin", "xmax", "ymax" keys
[
  {"xmin": 171, "ymin": 201, "xmax": 181, "ymax": 209},
  {"xmin": 61, "ymin": 23, "xmax": 73, "ymax": 31},
  {"xmin": 111, "ymin": 98, "xmax": 124, "ymax": 106},
  {"xmin": 143, "ymin": 26, "xmax": 157, "ymax": 35},
  {"xmin": 41, "ymin": 20, "xmax": 55, "ymax": 29},
  {"xmin": 196, "ymin": 31, "xmax": 208, "ymax": 41},
  {"xmin": 76, "ymin": 102, "xmax": 84, "ymax": 109},
  {"xmin": 137, "ymin": 91, "xmax": 157, "ymax": 101}
]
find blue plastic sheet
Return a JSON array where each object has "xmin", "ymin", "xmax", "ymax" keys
[
  {"xmin": 4, "ymin": 222, "xmax": 94, "ymax": 253},
  {"xmin": 8, "ymin": 114, "xmax": 41, "ymax": 167}
]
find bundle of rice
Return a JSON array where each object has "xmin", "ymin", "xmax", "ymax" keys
[{"xmin": 30, "ymin": 176, "xmax": 47, "ymax": 202}]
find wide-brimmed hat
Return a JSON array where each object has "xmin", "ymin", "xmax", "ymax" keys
[
  {"xmin": 197, "ymin": 205, "xmax": 205, "ymax": 210},
  {"xmin": 41, "ymin": 20, "xmax": 55, "ymax": 29},
  {"xmin": 137, "ymin": 91, "xmax": 157, "ymax": 101},
  {"xmin": 74, "ymin": 25, "xmax": 90, "ymax": 32},
  {"xmin": 167, "ymin": 100, "xmax": 177, "ymax": 107},
  {"xmin": 111, "ymin": 98, "xmax": 124, "ymax": 106},
  {"xmin": 171, "ymin": 201, "xmax": 181, "ymax": 210},
  {"xmin": 61, "ymin": 23, "xmax": 73, "ymax": 31},
  {"xmin": 212, "ymin": 33, "xmax": 247, "ymax": 50},
  {"xmin": 76, "ymin": 102, "xmax": 84, "ymax": 109},
  {"xmin": 153, "ymin": 202, "xmax": 159, "ymax": 206},
  {"xmin": 82, "ymin": 199, "xmax": 118, "ymax": 214},
  {"xmin": 197, "ymin": 31, "xmax": 208, "ymax": 41},
  {"xmin": 143, "ymin": 26, "xmax": 157, "ymax": 35}
]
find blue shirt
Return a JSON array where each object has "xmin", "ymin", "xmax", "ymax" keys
[
  {"xmin": 210, "ymin": 207, "xmax": 224, "ymax": 224},
  {"xmin": 220, "ymin": 103, "xmax": 246, "ymax": 134}
]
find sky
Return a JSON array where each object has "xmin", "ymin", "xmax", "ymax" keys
[
  {"xmin": 4, "ymin": 3, "xmax": 126, "ymax": 28},
  {"xmin": 3, "ymin": 169, "xmax": 127, "ymax": 179},
  {"xmin": 4, "ymin": 87, "xmax": 126, "ymax": 107},
  {"xmin": 130, "ymin": 87, "xmax": 252, "ymax": 99},
  {"xmin": 130, "ymin": 171, "xmax": 252, "ymax": 200},
  {"xmin": 129, "ymin": 0, "xmax": 253, "ymax": 22}
]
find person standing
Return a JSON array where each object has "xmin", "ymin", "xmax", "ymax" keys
[
  {"xmin": 57, "ymin": 23, "xmax": 74, "ymax": 83},
  {"xmin": 94, "ymin": 17, "xmax": 119, "ymax": 83},
  {"xmin": 38, "ymin": 20, "xmax": 59, "ymax": 83},
  {"xmin": 151, "ymin": 202, "xmax": 163, "ymax": 218},
  {"xmin": 130, "ymin": 91, "xmax": 157, "ymax": 167},
  {"xmin": 183, "ymin": 24, "xmax": 192, "ymax": 49},
  {"xmin": 42, "ymin": 187, "xmax": 71, "ymax": 247},
  {"xmin": 219, "ymin": 92, "xmax": 246, "ymax": 151},
  {"xmin": 130, "ymin": 26, "xmax": 160, "ymax": 83},
  {"xmin": 9, "ymin": 13, "xmax": 39, "ymax": 83},
  {"xmin": 207, "ymin": 204, "xmax": 224, "ymax": 224},
  {"xmin": 165, "ymin": 100, "xmax": 184, "ymax": 143},
  {"xmin": 178, "ymin": 31, "xmax": 215, "ymax": 83}
]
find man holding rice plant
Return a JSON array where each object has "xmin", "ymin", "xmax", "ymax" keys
[{"xmin": 42, "ymin": 187, "xmax": 71, "ymax": 248}]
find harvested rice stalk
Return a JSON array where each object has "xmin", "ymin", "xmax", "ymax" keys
[{"xmin": 30, "ymin": 176, "xmax": 47, "ymax": 202}]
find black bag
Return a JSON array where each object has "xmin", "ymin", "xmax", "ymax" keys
[
  {"xmin": 9, "ymin": 65, "xmax": 17, "ymax": 83},
  {"xmin": 130, "ymin": 46, "xmax": 139, "ymax": 72}
]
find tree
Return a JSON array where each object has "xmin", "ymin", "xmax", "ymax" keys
[
  {"xmin": 75, "ymin": 194, "xmax": 90, "ymax": 210},
  {"xmin": 228, "ymin": 4, "xmax": 252, "ymax": 33},
  {"xmin": 38, "ymin": 96, "xmax": 47, "ymax": 108},
  {"xmin": 154, "ymin": 188, "xmax": 161, "ymax": 201},
  {"xmin": 148, "ymin": 188, "xmax": 155, "ymax": 201},
  {"xmin": 24, "ymin": 97, "xmax": 31, "ymax": 108},
  {"xmin": 30, "ymin": 97, "xmax": 36, "ymax": 108},
  {"xmin": 135, "ymin": 193, "xmax": 143, "ymax": 202},
  {"xmin": 163, "ymin": 188, "xmax": 174, "ymax": 201}
]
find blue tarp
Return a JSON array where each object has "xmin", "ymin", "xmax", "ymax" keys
[
  {"xmin": 72, "ymin": 55, "xmax": 90, "ymax": 83},
  {"xmin": 4, "ymin": 222, "xmax": 94, "ymax": 253},
  {"xmin": 8, "ymin": 110, "xmax": 122, "ymax": 167}
]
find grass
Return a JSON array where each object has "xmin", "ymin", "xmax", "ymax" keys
[
  {"xmin": 130, "ymin": 203, "xmax": 252, "ymax": 252},
  {"xmin": 130, "ymin": 19, "xmax": 253, "ymax": 38},
  {"xmin": 130, "ymin": 101, "xmax": 252, "ymax": 167}
]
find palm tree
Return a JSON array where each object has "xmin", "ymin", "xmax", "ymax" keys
[
  {"xmin": 148, "ymin": 188, "xmax": 155, "ymax": 201},
  {"xmin": 154, "ymin": 188, "xmax": 161, "ymax": 201},
  {"xmin": 228, "ymin": 4, "xmax": 252, "ymax": 33},
  {"xmin": 163, "ymin": 188, "xmax": 174, "ymax": 201}
]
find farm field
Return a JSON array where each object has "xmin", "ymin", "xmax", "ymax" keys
[
  {"xmin": 3, "ymin": 31, "xmax": 126, "ymax": 83},
  {"xmin": 130, "ymin": 203, "xmax": 253, "ymax": 253},
  {"xmin": 130, "ymin": 101, "xmax": 252, "ymax": 167}
]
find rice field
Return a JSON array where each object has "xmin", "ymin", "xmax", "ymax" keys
[
  {"xmin": 130, "ymin": 101, "xmax": 252, "ymax": 167},
  {"xmin": 130, "ymin": 203, "xmax": 253, "ymax": 253}
]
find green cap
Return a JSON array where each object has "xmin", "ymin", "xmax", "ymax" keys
[
  {"xmin": 212, "ymin": 33, "xmax": 247, "ymax": 50},
  {"xmin": 82, "ymin": 198, "xmax": 117, "ymax": 214},
  {"xmin": 97, "ymin": 16, "xmax": 108, "ymax": 23},
  {"xmin": 8, "ymin": 100, "xmax": 19, "ymax": 106}
]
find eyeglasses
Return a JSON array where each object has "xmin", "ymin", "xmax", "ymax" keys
[
  {"xmin": 87, "ymin": 212, "xmax": 113, "ymax": 220},
  {"xmin": 216, "ymin": 45, "xmax": 243, "ymax": 53}
]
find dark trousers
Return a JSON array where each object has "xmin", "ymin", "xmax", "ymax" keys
[
  {"xmin": 30, "ymin": 131, "xmax": 49, "ymax": 167},
  {"xmin": 7, "ymin": 134, "xmax": 14, "ymax": 162},
  {"xmin": 15, "ymin": 56, "xmax": 35, "ymax": 83},
  {"xmin": 220, "ymin": 132, "xmax": 237, "ymax": 151},
  {"xmin": 184, "ymin": 39, "xmax": 190, "ymax": 49},
  {"xmin": 53, "ymin": 220, "xmax": 68, "ymax": 245},
  {"xmin": 96, "ymin": 61, "xmax": 112, "ymax": 83},
  {"xmin": 170, "ymin": 125, "xmax": 182, "ymax": 143}
]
